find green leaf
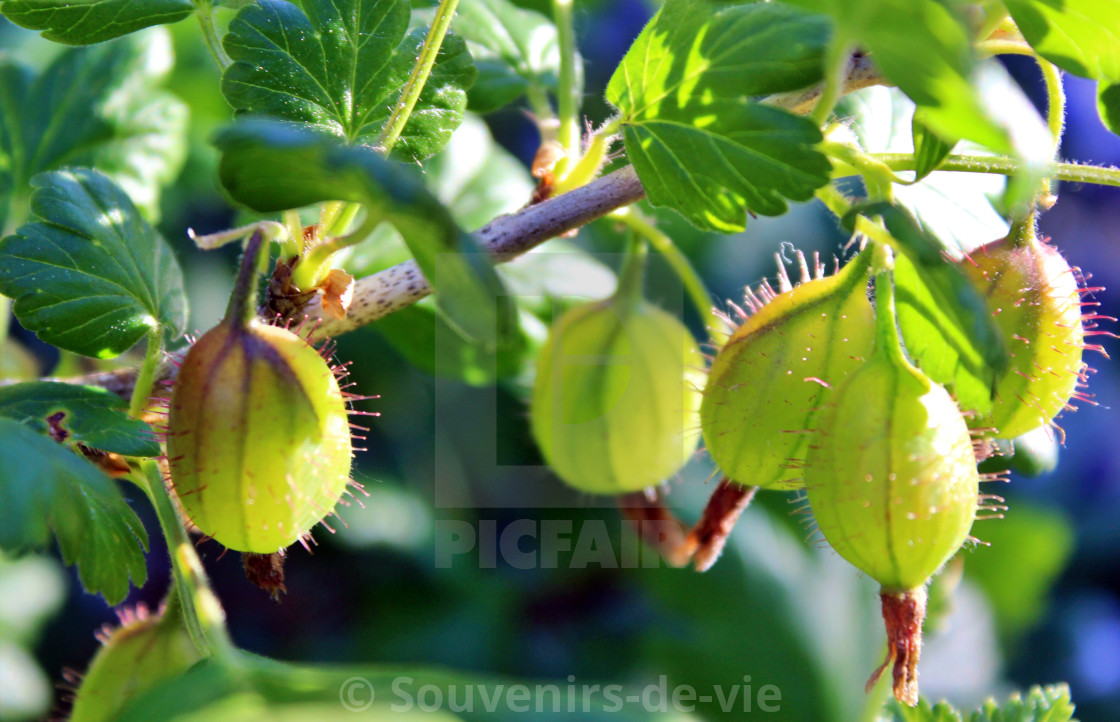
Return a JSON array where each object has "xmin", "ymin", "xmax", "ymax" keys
[
  {"xmin": 911, "ymin": 113, "xmax": 955, "ymax": 180},
  {"xmin": 214, "ymin": 119, "xmax": 514, "ymax": 347},
  {"xmin": 221, "ymin": 0, "xmax": 476, "ymax": 163},
  {"xmin": 883, "ymin": 684, "xmax": 1077, "ymax": 721},
  {"xmin": 0, "ymin": 382, "xmax": 159, "ymax": 457},
  {"xmin": 0, "ymin": 417, "xmax": 147, "ymax": 605},
  {"xmin": 0, "ymin": 30, "xmax": 188, "ymax": 226},
  {"xmin": 853, "ymin": 202, "xmax": 1008, "ymax": 414},
  {"xmin": 970, "ymin": 684, "xmax": 1077, "ymax": 722},
  {"xmin": 1098, "ymin": 80, "xmax": 1120, "ymax": 135},
  {"xmin": 809, "ymin": 0, "xmax": 1014, "ymax": 153},
  {"xmin": 0, "ymin": 169, "xmax": 188, "ymax": 358},
  {"xmin": 1005, "ymin": 0, "xmax": 1120, "ymax": 81},
  {"xmin": 606, "ymin": 0, "xmax": 832, "ymax": 231},
  {"xmin": 0, "ymin": 0, "xmax": 194, "ymax": 44},
  {"xmin": 453, "ymin": 0, "xmax": 559, "ymax": 113}
]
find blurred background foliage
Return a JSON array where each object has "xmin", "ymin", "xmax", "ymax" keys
[{"xmin": 1, "ymin": 1, "xmax": 1118, "ymax": 720}]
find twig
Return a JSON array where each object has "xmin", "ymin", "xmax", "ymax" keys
[{"xmin": 48, "ymin": 57, "xmax": 890, "ymax": 398}]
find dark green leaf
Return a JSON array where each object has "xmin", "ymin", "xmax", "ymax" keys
[
  {"xmin": 1098, "ymin": 81, "xmax": 1120, "ymax": 135},
  {"xmin": 854, "ymin": 202, "xmax": 1008, "ymax": 414},
  {"xmin": 0, "ymin": 169, "xmax": 188, "ymax": 358},
  {"xmin": 453, "ymin": 0, "xmax": 558, "ymax": 113},
  {"xmin": 214, "ymin": 119, "xmax": 514, "ymax": 347},
  {"xmin": 911, "ymin": 113, "xmax": 955, "ymax": 180},
  {"xmin": 0, "ymin": 30, "xmax": 188, "ymax": 225},
  {"xmin": 606, "ymin": 0, "xmax": 832, "ymax": 231},
  {"xmin": 0, "ymin": 0, "xmax": 194, "ymax": 44},
  {"xmin": 0, "ymin": 417, "xmax": 147, "ymax": 604},
  {"xmin": 1005, "ymin": 0, "xmax": 1120, "ymax": 81},
  {"xmin": 0, "ymin": 382, "xmax": 159, "ymax": 457},
  {"xmin": 221, "ymin": 0, "xmax": 476, "ymax": 162}
]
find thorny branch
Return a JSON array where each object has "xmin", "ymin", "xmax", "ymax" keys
[{"xmin": 47, "ymin": 56, "xmax": 888, "ymax": 399}]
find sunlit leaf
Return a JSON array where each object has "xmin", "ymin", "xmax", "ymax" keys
[
  {"xmin": 606, "ymin": 0, "xmax": 832, "ymax": 232},
  {"xmin": 0, "ymin": 169, "xmax": 187, "ymax": 358},
  {"xmin": 222, "ymin": 0, "xmax": 475, "ymax": 162},
  {"xmin": 0, "ymin": 30, "xmax": 187, "ymax": 225},
  {"xmin": 1005, "ymin": 0, "xmax": 1120, "ymax": 81}
]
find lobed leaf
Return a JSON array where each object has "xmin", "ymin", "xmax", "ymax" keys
[
  {"xmin": 0, "ymin": 382, "xmax": 160, "ymax": 457},
  {"xmin": 214, "ymin": 119, "xmax": 514, "ymax": 348},
  {"xmin": 453, "ymin": 0, "xmax": 559, "ymax": 113},
  {"xmin": 0, "ymin": 0, "xmax": 194, "ymax": 44},
  {"xmin": 0, "ymin": 169, "xmax": 187, "ymax": 358},
  {"xmin": 221, "ymin": 0, "xmax": 475, "ymax": 163},
  {"xmin": 1005, "ymin": 0, "xmax": 1120, "ymax": 82},
  {"xmin": 606, "ymin": 0, "xmax": 832, "ymax": 231},
  {"xmin": 0, "ymin": 417, "xmax": 148, "ymax": 605}
]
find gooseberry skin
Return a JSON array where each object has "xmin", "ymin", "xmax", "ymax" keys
[
  {"xmin": 168, "ymin": 321, "xmax": 352, "ymax": 553},
  {"xmin": 531, "ymin": 299, "xmax": 704, "ymax": 495},
  {"xmin": 701, "ymin": 251, "xmax": 875, "ymax": 490},
  {"xmin": 962, "ymin": 238, "xmax": 1084, "ymax": 439},
  {"xmin": 805, "ymin": 346, "xmax": 979, "ymax": 591}
]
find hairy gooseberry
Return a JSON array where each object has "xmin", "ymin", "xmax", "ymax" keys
[
  {"xmin": 805, "ymin": 250, "xmax": 980, "ymax": 705},
  {"xmin": 701, "ymin": 249, "xmax": 875, "ymax": 490},
  {"xmin": 530, "ymin": 241, "xmax": 704, "ymax": 495},
  {"xmin": 960, "ymin": 226, "xmax": 1101, "ymax": 438},
  {"xmin": 167, "ymin": 234, "xmax": 353, "ymax": 553}
]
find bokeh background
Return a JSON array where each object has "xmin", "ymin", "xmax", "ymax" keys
[{"xmin": 2, "ymin": 1, "xmax": 1119, "ymax": 720}]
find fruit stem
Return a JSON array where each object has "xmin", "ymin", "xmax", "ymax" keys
[
  {"xmin": 376, "ymin": 0, "xmax": 460, "ymax": 155},
  {"xmin": 614, "ymin": 209, "xmax": 727, "ymax": 339},
  {"xmin": 1007, "ymin": 212, "xmax": 1038, "ymax": 251},
  {"xmin": 551, "ymin": 0, "xmax": 582, "ymax": 178},
  {"xmin": 133, "ymin": 460, "xmax": 237, "ymax": 663},
  {"xmin": 224, "ymin": 230, "xmax": 267, "ymax": 329},
  {"xmin": 614, "ymin": 231, "xmax": 649, "ymax": 311},
  {"xmin": 866, "ymin": 587, "xmax": 927, "ymax": 706},
  {"xmin": 128, "ymin": 329, "xmax": 163, "ymax": 419},
  {"xmin": 871, "ymin": 244, "xmax": 909, "ymax": 368}
]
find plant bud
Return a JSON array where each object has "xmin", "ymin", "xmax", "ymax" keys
[
  {"xmin": 961, "ymin": 232, "xmax": 1092, "ymax": 438},
  {"xmin": 70, "ymin": 606, "xmax": 200, "ymax": 722},
  {"xmin": 701, "ymin": 250, "xmax": 875, "ymax": 490},
  {"xmin": 167, "ymin": 320, "xmax": 352, "ymax": 552},
  {"xmin": 531, "ymin": 298, "xmax": 704, "ymax": 495}
]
